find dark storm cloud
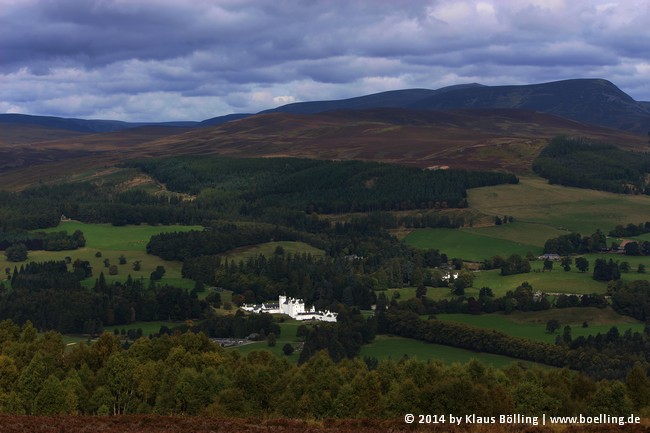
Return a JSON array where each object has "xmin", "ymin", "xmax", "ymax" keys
[{"xmin": 1, "ymin": 0, "xmax": 649, "ymax": 121}]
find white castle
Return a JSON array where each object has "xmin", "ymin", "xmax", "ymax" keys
[{"xmin": 241, "ymin": 295, "xmax": 338, "ymax": 322}]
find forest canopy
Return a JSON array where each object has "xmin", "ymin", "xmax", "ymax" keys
[
  {"xmin": 532, "ymin": 136, "xmax": 650, "ymax": 194},
  {"xmin": 126, "ymin": 156, "xmax": 518, "ymax": 214}
]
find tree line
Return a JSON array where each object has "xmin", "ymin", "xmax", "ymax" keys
[
  {"xmin": 378, "ymin": 309, "xmax": 649, "ymax": 380},
  {"xmin": 543, "ymin": 230, "xmax": 607, "ymax": 255},
  {"xmin": 127, "ymin": 156, "xmax": 518, "ymax": 214},
  {"xmin": 533, "ymin": 136, "xmax": 650, "ymax": 194},
  {"xmin": 0, "ymin": 230, "xmax": 85, "ymax": 252},
  {"xmin": 0, "ymin": 263, "xmax": 206, "ymax": 333},
  {"xmin": 0, "ymin": 319, "xmax": 646, "ymax": 417}
]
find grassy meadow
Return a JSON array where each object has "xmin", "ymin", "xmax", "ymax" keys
[
  {"xmin": 404, "ymin": 227, "xmax": 541, "ymax": 262},
  {"xmin": 0, "ymin": 221, "xmax": 328, "ymax": 291},
  {"xmin": 226, "ymin": 319, "xmax": 304, "ymax": 363},
  {"xmin": 436, "ymin": 307, "xmax": 644, "ymax": 344},
  {"xmin": 385, "ymin": 253, "xmax": 650, "ymax": 303},
  {"xmin": 103, "ymin": 320, "xmax": 182, "ymax": 337},
  {"xmin": 467, "ymin": 175, "xmax": 650, "ymax": 235},
  {"xmin": 226, "ymin": 296, "xmax": 550, "ymax": 369},
  {"xmin": 400, "ymin": 175, "xmax": 650, "ymax": 298},
  {"xmin": 222, "ymin": 241, "xmax": 325, "ymax": 262},
  {"xmin": 1, "ymin": 221, "xmax": 202, "ymax": 288},
  {"xmin": 472, "ymin": 260, "xmax": 609, "ymax": 296},
  {"xmin": 359, "ymin": 335, "xmax": 546, "ymax": 368},
  {"xmin": 404, "ymin": 173, "xmax": 650, "ymax": 263}
]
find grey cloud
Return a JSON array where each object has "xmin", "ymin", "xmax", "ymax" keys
[{"xmin": 1, "ymin": 0, "xmax": 650, "ymax": 121}]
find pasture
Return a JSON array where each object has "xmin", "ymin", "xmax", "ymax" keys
[
  {"xmin": 359, "ymin": 335, "xmax": 546, "ymax": 368},
  {"xmin": 404, "ymin": 227, "xmax": 540, "ymax": 261},
  {"xmin": 404, "ymin": 176, "xmax": 650, "ymax": 263},
  {"xmin": 222, "ymin": 241, "xmax": 325, "ymax": 262},
  {"xmin": 1, "ymin": 221, "xmax": 201, "ymax": 288},
  {"xmin": 472, "ymin": 262, "xmax": 608, "ymax": 296},
  {"xmin": 226, "ymin": 319, "xmax": 305, "ymax": 363},
  {"xmin": 437, "ymin": 307, "xmax": 644, "ymax": 344},
  {"xmin": 632, "ymin": 233, "xmax": 650, "ymax": 242},
  {"xmin": 463, "ymin": 221, "xmax": 566, "ymax": 248},
  {"xmin": 103, "ymin": 321, "xmax": 182, "ymax": 337},
  {"xmin": 467, "ymin": 175, "xmax": 650, "ymax": 236}
]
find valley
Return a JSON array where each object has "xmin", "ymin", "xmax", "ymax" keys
[{"xmin": 2, "ymin": 78, "xmax": 650, "ymax": 422}]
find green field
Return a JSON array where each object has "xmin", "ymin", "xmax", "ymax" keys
[
  {"xmin": 404, "ymin": 227, "xmax": 540, "ymax": 261},
  {"xmin": 217, "ymin": 314, "xmax": 526, "ymax": 369},
  {"xmin": 467, "ymin": 175, "xmax": 650, "ymax": 236},
  {"xmin": 1, "ymin": 221, "xmax": 201, "ymax": 288},
  {"xmin": 463, "ymin": 221, "xmax": 566, "ymax": 248},
  {"xmin": 632, "ymin": 233, "xmax": 650, "ymax": 242},
  {"xmin": 383, "ymin": 258, "xmax": 612, "ymax": 302},
  {"xmin": 386, "ymin": 257, "xmax": 649, "ymax": 300},
  {"xmin": 222, "ymin": 241, "xmax": 325, "ymax": 262},
  {"xmin": 473, "ymin": 260, "xmax": 609, "ymax": 296},
  {"xmin": 103, "ymin": 321, "xmax": 182, "ymax": 337},
  {"xmin": 359, "ymin": 335, "xmax": 546, "ymax": 368},
  {"xmin": 437, "ymin": 308, "xmax": 644, "ymax": 344},
  {"xmin": 38, "ymin": 221, "xmax": 201, "ymax": 251},
  {"xmin": 402, "ymin": 173, "xmax": 650, "ymax": 261},
  {"xmin": 226, "ymin": 319, "xmax": 305, "ymax": 363}
]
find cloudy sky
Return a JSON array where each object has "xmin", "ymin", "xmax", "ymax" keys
[{"xmin": 1, "ymin": 0, "xmax": 649, "ymax": 122}]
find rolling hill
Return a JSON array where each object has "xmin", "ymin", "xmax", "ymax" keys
[
  {"xmin": 129, "ymin": 107, "xmax": 648, "ymax": 171},
  {"xmin": 260, "ymin": 84, "xmax": 484, "ymax": 114},
  {"xmin": 1, "ymin": 78, "xmax": 649, "ymax": 190},
  {"xmin": 264, "ymin": 79, "xmax": 650, "ymax": 134},
  {"xmin": 2, "ymin": 106, "xmax": 644, "ymax": 191},
  {"xmin": 0, "ymin": 113, "xmax": 198, "ymax": 133},
  {"xmin": 408, "ymin": 79, "xmax": 650, "ymax": 134}
]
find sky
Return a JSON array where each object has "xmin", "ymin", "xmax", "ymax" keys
[{"xmin": 1, "ymin": 0, "xmax": 649, "ymax": 122}]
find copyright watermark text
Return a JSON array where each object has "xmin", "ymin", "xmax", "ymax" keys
[{"xmin": 404, "ymin": 413, "xmax": 641, "ymax": 426}]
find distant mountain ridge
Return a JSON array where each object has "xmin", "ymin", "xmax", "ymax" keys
[
  {"xmin": 259, "ymin": 84, "xmax": 485, "ymax": 114},
  {"xmin": 0, "ymin": 113, "xmax": 198, "ymax": 133},
  {"xmin": 407, "ymin": 79, "xmax": 650, "ymax": 133},
  {"xmin": 265, "ymin": 79, "xmax": 650, "ymax": 133},
  {"xmin": 2, "ymin": 78, "xmax": 649, "ymax": 134}
]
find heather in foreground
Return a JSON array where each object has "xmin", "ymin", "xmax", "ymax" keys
[{"xmin": 0, "ymin": 416, "xmax": 649, "ymax": 433}]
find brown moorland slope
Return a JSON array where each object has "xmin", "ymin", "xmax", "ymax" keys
[
  {"xmin": 0, "ymin": 108, "xmax": 646, "ymax": 190},
  {"xmin": 0, "ymin": 124, "xmax": 88, "ymax": 146},
  {"xmin": 121, "ymin": 108, "xmax": 649, "ymax": 171}
]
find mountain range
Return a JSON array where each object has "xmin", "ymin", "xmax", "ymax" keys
[
  {"xmin": 2, "ymin": 78, "xmax": 649, "ymax": 134},
  {"xmin": 1, "ymin": 78, "xmax": 649, "ymax": 187}
]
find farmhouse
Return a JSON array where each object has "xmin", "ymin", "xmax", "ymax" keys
[{"xmin": 241, "ymin": 295, "xmax": 338, "ymax": 322}]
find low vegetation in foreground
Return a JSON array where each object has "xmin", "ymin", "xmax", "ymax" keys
[{"xmin": 0, "ymin": 416, "xmax": 646, "ymax": 433}]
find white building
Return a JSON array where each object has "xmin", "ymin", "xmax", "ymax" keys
[
  {"xmin": 442, "ymin": 271, "xmax": 459, "ymax": 281},
  {"xmin": 241, "ymin": 295, "xmax": 338, "ymax": 322}
]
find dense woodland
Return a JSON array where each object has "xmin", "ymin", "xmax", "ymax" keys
[
  {"xmin": 533, "ymin": 136, "xmax": 650, "ymax": 194},
  {"xmin": 0, "ymin": 319, "xmax": 648, "ymax": 418},
  {"xmin": 543, "ymin": 230, "xmax": 608, "ymax": 255},
  {"xmin": 0, "ymin": 230, "xmax": 85, "ymax": 252},
  {"xmin": 0, "ymin": 262, "xmax": 205, "ymax": 333},
  {"xmin": 0, "ymin": 157, "xmax": 515, "ymax": 233},
  {"xmin": 127, "ymin": 156, "xmax": 518, "ymax": 213}
]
